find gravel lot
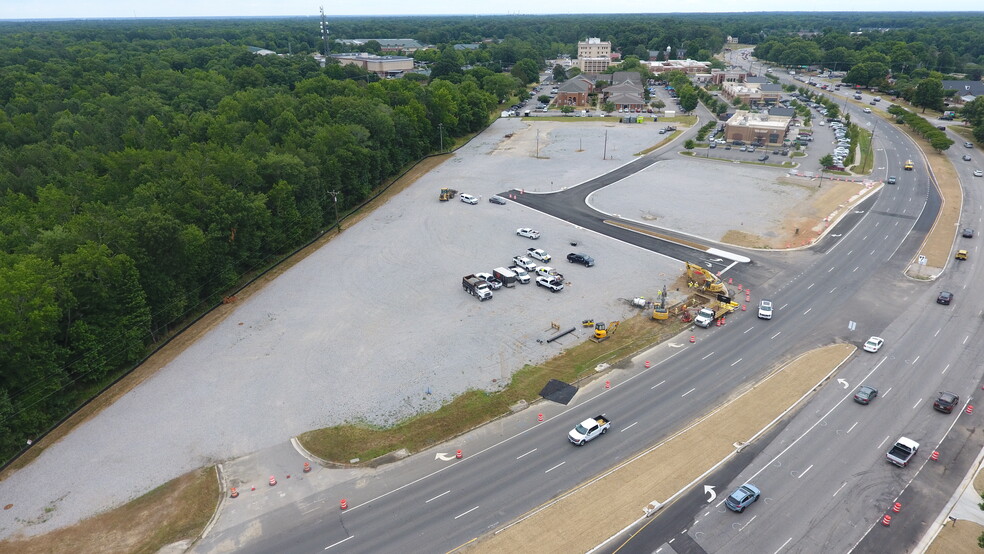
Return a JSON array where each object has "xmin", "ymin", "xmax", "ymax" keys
[{"xmin": 0, "ymin": 117, "xmax": 821, "ymax": 539}]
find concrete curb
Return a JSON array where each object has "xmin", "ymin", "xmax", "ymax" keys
[{"xmin": 915, "ymin": 444, "xmax": 984, "ymax": 553}]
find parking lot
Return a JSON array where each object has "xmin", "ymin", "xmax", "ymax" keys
[{"xmin": 0, "ymin": 116, "xmax": 870, "ymax": 539}]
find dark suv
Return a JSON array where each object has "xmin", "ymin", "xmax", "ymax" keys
[
  {"xmin": 934, "ymin": 391, "xmax": 960, "ymax": 413},
  {"xmin": 566, "ymin": 253, "xmax": 595, "ymax": 267}
]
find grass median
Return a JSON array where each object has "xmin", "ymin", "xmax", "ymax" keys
[{"xmin": 298, "ymin": 314, "xmax": 691, "ymax": 464}]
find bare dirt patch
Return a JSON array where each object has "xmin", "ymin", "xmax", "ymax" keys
[
  {"xmin": 0, "ymin": 468, "xmax": 218, "ymax": 554},
  {"xmin": 927, "ymin": 519, "xmax": 983, "ymax": 554},
  {"xmin": 469, "ymin": 343, "xmax": 854, "ymax": 553}
]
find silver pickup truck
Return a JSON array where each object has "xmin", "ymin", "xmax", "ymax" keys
[{"xmin": 887, "ymin": 437, "xmax": 919, "ymax": 467}]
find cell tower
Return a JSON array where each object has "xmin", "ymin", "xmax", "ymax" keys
[{"xmin": 320, "ymin": 6, "xmax": 330, "ymax": 56}]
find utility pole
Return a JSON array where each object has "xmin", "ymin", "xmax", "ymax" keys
[
  {"xmin": 327, "ymin": 190, "xmax": 341, "ymax": 230},
  {"xmin": 437, "ymin": 123, "xmax": 443, "ymax": 152},
  {"xmin": 603, "ymin": 129, "xmax": 608, "ymax": 160}
]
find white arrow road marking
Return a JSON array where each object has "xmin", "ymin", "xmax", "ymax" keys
[
  {"xmin": 435, "ymin": 453, "xmax": 455, "ymax": 461},
  {"xmin": 704, "ymin": 485, "xmax": 716, "ymax": 503},
  {"xmin": 837, "ymin": 379, "xmax": 849, "ymax": 389}
]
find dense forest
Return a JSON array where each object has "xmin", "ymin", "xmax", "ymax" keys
[
  {"xmin": 2, "ymin": 13, "xmax": 984, "ymax": 465},
  {"xmin": 0, "ymin": 18, "xmax": 501, "ymax": 463}
]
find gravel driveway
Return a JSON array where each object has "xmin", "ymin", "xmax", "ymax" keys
[{"xmin": 0, "ymin": 117, "xmax": 805, "ymax": 539}]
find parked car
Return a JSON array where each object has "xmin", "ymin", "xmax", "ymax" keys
[
  {"xmin": 934, "ymin": 391, "xmax": 960, "ymax": 413},
  {"xmin": 512, "ymin": 255, "xmax": 536, "ymax": 271},
  {"xmin": 863, "ymin": 336, "xmax": 884, "ymax": 353},
  {"xmin": 725, "ymin": 484, "xmax": 761, "ymax": 513},
  {"xmin": 527, "ymin": 248, "xmax": 551, "ymax": 262},
  {"xmin": 516, "ymin": 227, "xmax": 540, "ymax": 239},
  {"xmin": 862, "ymin": 107, "xmax": 871, "ymax": 113},
  {"xmin": 489, "ymin": 195, "xmax": 507, "ymax": 205},
  {"xmin": 473, "ymin": 272, "xmax": 502, "ymax": 290},
  {"xmin": 975, "ymin": 169, "xmax": 983, "ymax": 177},
  {"xmin": 535, "ymin": 276, "xmax": 564, "ymax": 292},
  {"xmin": 508, "ymin": 266, "xmax": 531, "ymax": 284},
  {"xmin": 459, "ymin": 194, "xmax": 478, "ymax": 205},
  {"xmin": 937, "ymin": 291, "xmax": 954, "ymax": 305},
  {"xmin": 758, "ymin": 154, "xmax": 769, "ymax": 162},
  {"xmin": 566, "ymin": 253, "xmax": 595, "ymax": 267},
  {"xmin": 965, "ymin": 142, "xmax": 974, "ymax": 148},
  {"xmin": 854, "ymin": 385, "xmax": 878, "ymax": 405}
]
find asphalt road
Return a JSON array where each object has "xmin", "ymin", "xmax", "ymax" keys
[{"xmin": 198, "ymin": 56, "xmax": 978, "ymax": 554}]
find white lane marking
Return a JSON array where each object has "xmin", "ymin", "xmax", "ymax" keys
[
  {"xmin": 807, "ymin": 283, "xmax": 815, "ymax": 289},
  {"xmin": 878, "ymin": 435, "xmax": 890, "ymax": 449},
  {"xmin": 847, "ymin": 421, "xmax": 858, "ymax": 434},
  {"xmin": 846, "ymin": 250, "xmax": 853, "ymax": 256},
  {"xmin": 740, "ymin": 515, "xmax": 758, "ymax": 532},
  {"xmin": 621, "ymin": 422, "xmax": 639, "ymax": 433},
  {"xmin": 771, "ymin": 331, "xmax": 782, "ymax": 339},
  {"xmin": 681, "ymin": 387, "xmax": 696, "ymax": 397},
  {"xmin": 912, "ymin": 355, "xmax": 920, "ymax": 365},
  {"xmin": 798, "ymin": 464, "xmax": 814, "ymax": 479},
  {"xmin": 884, "ymin": 387, "xmax": 892, "ymax": 397},
  {"xmin": 651, "ymin": 380, "xmax": 666, "ymax": 390},
  {"xmin": 828, "ymin": 266, "xmax": 836, "ymax": 272},
  {"xmin": 803, "ymin": 308, "xmax": 812, "ymax": 315},
  {"xmin": 774, "ymin": 537, "xmax": 793, "ymax": 553},
  {"xmin": 829, "ymin": 287, "xmax": 837, "ymax": 294},
  {"xmin": 426, "ymin": 490, "xmax": 451, "ymax": 503},
  {"xmin": 853, "ymin": 266, "xmax": 859, "ymax": 272},
  {"xmin": 942, "ymin": 364, "xmax": 950, "ymax": 375},
  {"xmin": 965, "ymin": 336, "xmax": 970, "ymax": 345},
  {"xmin": 779, "ymin": 303, "xmax": 788, "ymax": 310},
  {"xmin": 544, "ymin": 462, "xmax": 565, "ymax": 473},
  {"xmin": 454, "ymin": 506, "xmax": 480, "ymax": 519},
  {"xmin": 325, "ymin": 536, "xmax": 355, "ymax": 550},
  {"xmin": 516, "ymin": 448, "xmax": 537, "ymax": 460},
  {"xmin": 912, "ymin": 399, "xmax": 921, "ymax": 410},
  {"xmin": 744, "ymin": 327, "xmax": 754, "ymax": 334},
  {"xmin": 701, "ymin": 352, "xmax": 715, "ymax": 360},
  {"xmin": 832, "ymin": 482, "xmax": 847, "ymax": 497},
  {"xmin": 934, "ymin": 328, "xmax": 941, "ymax": 337},
  {"xmin": 731, "ymin": 358, "xmax": 743, "ymax": 367}
]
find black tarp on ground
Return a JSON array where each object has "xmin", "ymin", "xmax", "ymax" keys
[{"xmin": 539, "ymin": 379, "xmax": 578, "ymax": 405}]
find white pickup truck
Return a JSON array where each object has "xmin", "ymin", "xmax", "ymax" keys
[
  {"xmin": 886, "ymin": 437, "xmax": 919, "ymax": 467},
  {"xmin": 568, "ymin": 414, "xmax": 611, "ymax": 445}
]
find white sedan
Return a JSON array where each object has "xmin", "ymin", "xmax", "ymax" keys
[
  {"xmin": 460, "ymin": 194, "xmax": 478, "ymax": 205},
  {"xmin": 974, "ymin": 169, "xmax": 983, "ymax": 177},
  {"xmin": 863, "ymin": 336, "xmax": 884, "ymax": 353},
  {"xmin": 516, "ymin": 227, "xmax": 540, "ymax": 239}
]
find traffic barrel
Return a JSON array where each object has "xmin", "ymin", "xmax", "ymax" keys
[
  {"xmin": 892, "ymin": 502, "xmax": 901, "ymax": 513},
  {"xmin": 690, "ymin": 335, "xmax": 695, "ymax": 343},
  {"xmin": 645, "ymin": 360, "xmax": 651, "ymax": 368},
  {"xmin": 456, "ymin": 449, "xmax": 462, "ymax": 459},
  {"xmin": 269, "ymin": 475, "xmax": 277, "ymax": 486},
  {"xmin": 882, "ymin": 514, "xmax": 891, "ymax": 526},
  {"xmin": 741, "ymin": 304, "xmax": 747, "ymax": 311},
  {"xmin": 738, "ymin": 284, "xmax": 743, "ymax": 290},
  {"xmin": 538, "ymin": 413, "xmax": 543, "ymax": 422},
  {"xmin": 968, "ymin": 405, "xmax": 975, "ymax": 414},
  {"xmin": 230, "ymin": 488, "xmax": 239, "ymax": 498},
  {"xmin": 605, "ymin": 380, "xmax": 611, "ymax": 389},
  {"xmin": 303, "ymin": 462, "xmax": 311, "ymax": 473},
  {"xmin": 340, "ymin": 499, "xmax": 348, "ymax": 510},
  {"xmin": 931, "ymin": 450, "xmax": 940, "ymax": 461}
]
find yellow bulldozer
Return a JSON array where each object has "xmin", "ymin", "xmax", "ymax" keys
[
  {"xmin": 685, "ymin": 262, "xmax": 727, "ymax": 295},
  {"xmin": 439, "ymin": 187, "xmax": 458, "ymax": 201}
]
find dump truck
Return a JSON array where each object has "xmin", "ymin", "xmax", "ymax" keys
[
  {"xmin": 568, "ymin": 415, "xmax": 611, "ymax": 445},
  {"xmin": 886, "ymin": 437, "xmax": 919, "ymax": 467},
  {"xmin": 462, "ymin": 274, "xmax": 492, "ymax": 301}
]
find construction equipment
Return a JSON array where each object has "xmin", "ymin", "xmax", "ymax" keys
[
  {"xmin": 685, "ymin": 262, "xmax": 727, "ymax": 295},
  {"xmin": 581, "ymin": 319, "xmax": 596, "ymax": 327},
  {"xmin": 439, "ymin": 187, "xmax": 458, "ymax": 201},
  {"xmin": 590, "ymin": 320, "xmax": 620, "ymax": 343},
  {"xmin": 652, "ymin": 285, "xmax": 669, "ymax": 320}
]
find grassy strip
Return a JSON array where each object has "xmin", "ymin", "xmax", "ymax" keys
[
  {"xmin": 850, "ymin": 127, "xmax": 874, "ymax": 174},
  {"xmin": 0, "ymin": 467, "xmax": 219, "ymax": 554},
  {"xmin": 299, "ymin": 314, "xmax": 690, "ymax": 463}
]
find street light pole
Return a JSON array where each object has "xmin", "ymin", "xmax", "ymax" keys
[
  {"xmin": 437, "ymin": 123, "xmax": 443, "ymax": 153},
  {"xmin": 327, "ymin": 190, "xmax": 341, "ymax": 230}
]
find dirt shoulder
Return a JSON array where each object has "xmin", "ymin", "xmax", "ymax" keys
[{"xmin": 468, "ymin": 343, "xmax": 854, "ymax": 553}]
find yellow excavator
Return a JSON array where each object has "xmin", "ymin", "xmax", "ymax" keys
[
  {"xmin": 685, "ymin": 262, "xmax": 727, "ymax": 294},
  {"xmin": 591, "ymin": 320, "xmax": 620, "ymax": 342},
  {"xmin": 652, "ymin": 285, "xmax": 669, "ymax": 320},
  {"xmin": 439, "ymin": 187, "xmax": 458, "ymax": 201}
]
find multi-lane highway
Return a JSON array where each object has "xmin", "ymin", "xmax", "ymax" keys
[{"xmin": 196, "ymin": 54, "xmax": 984, "ymax": 553}]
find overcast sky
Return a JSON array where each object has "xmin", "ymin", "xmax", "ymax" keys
[{"xmin": 2, "ymin": 1, "xmax": 980, "ymax": 19}]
